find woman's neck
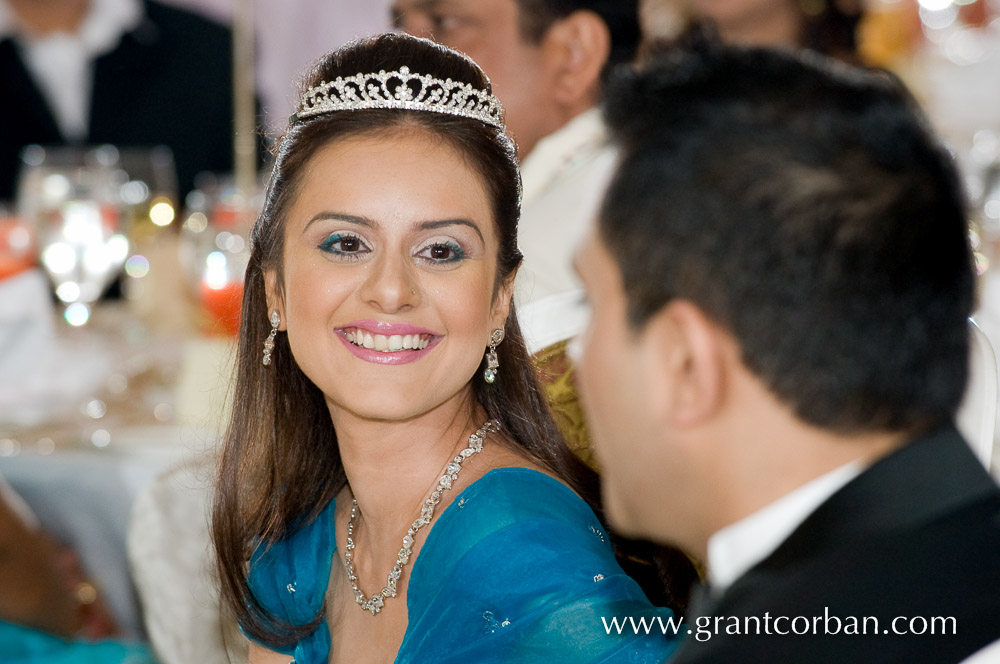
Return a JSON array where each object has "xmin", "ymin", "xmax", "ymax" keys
[
  {"xmin": 330, "ymin": 394, "xmax": 485, "ymax": 549},
  {"xmin": 8, "ymin": 0, "xmax": 91, "ymax": 35}
]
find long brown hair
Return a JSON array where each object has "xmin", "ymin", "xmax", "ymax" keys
[{"xmin": 211, "ymin": 33, "xmax": 624, "ymax": 647}]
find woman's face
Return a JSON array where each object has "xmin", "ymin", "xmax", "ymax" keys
[{"xmin": 266, "ymin": 128, "xmax": 511, "ymax": 423}]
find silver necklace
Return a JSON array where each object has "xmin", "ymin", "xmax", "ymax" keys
[{"xmin": 343, "ymin": 419, "xmax": 500, "ymax": 615}]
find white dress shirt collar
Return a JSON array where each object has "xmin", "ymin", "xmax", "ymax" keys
[{"xmin": 707, "ymin": 460, "xmax": 865, "ymax": 593}]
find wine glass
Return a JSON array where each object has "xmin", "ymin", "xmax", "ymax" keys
[
  {"xmin": 179, "ymin": 175, "xmax": 259, "ymax": 335},
  {"xmin": 15, "ymin": 145, "xmax": 130, "ymax": 326}
]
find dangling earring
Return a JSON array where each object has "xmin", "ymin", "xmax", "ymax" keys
[
  {"xmin": 484, "ymin": 328, "xmax": 504, "ymax": 384},
  {"xmin": 262, "ymin": 311, "xmax": 280, "ymax": 366}
]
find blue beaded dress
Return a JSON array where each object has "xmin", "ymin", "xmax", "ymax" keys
[{"xmin": 247, "ymin": 468, "xmax": 679, "ymax": 663}]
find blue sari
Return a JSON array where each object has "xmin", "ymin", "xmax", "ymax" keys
[{"xmin": 247, "ymin": 468, "xmax": 679, "ymax": 663}]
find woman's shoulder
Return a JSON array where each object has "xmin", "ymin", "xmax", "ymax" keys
[
  {"xmin": 414, "ymin": 467, "xmax": 617, "ymax": 586},
  {"xmin": 450, "ymin": 466, "xmax": 598, "ymax": 526}
]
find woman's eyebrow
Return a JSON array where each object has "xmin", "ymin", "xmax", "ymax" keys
[
  {"xmin": 416, "ymin": 218, "xmax": 484, "ymax": 243},
  {"xmin": 302, "ymin": 212, "xmax": 377, "ymax": 235}
]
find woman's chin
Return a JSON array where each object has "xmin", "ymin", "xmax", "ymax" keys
[{"xmin": 326, "ymin": 386, "xmax": 474, "ymax": 425}]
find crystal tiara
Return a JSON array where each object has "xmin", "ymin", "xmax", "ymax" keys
[{"xmin": 294, "ymin": 66, "xmax": 505, "ymax": 130}]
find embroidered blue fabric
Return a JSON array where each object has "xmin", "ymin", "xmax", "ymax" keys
[{"xmin": 247, "ymin": 468, "xmax": 679, "ymax": 663}]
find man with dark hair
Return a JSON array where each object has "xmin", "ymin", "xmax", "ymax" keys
[
  {"xmin": 574, "ymin": 39, "xmax": 1000, "ymax": 662},
  {"xmin": 394, "ymin": 0, "xmax": 641, "ymax": 326}
]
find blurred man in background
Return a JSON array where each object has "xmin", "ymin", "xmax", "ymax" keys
[{"xmin": 0, "ymin": 0, "xmax": 239, "ymax": 201}]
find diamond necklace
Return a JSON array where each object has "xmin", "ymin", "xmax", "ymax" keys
[{"xmin": 343, "ymin": 419, "xmax": 500, "ymax": 615}]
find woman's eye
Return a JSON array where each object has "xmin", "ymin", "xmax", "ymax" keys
[
  {"xmin": 429, "ymin": 244, "xmax": 453, "ymax": 260},
  {"xmin": 319, "ymin": 232, "xmax": 371, "ymax": 260},
  {"xmin": 338, "ymin": 237, "xmax": 361, "ymax": 252},
  {"xmin": 417, "ymin": 241, "xmax": 466, "ymax": 264}
]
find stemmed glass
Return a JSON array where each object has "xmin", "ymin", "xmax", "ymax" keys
[
  {"xmin": 16, "ymin": 145, "xmax": 130, "ymax": 326},
  {"xmin": 14, "ymin": 144, "xmax": 180, "ymax": 326},
  {"xmin": 179, "ymin": 175, "xmax": 259, "ymax": 335}
]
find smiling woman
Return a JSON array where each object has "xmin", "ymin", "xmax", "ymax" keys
[
  {"xmin": 271, "ymin": 132, "xmax": 502, "ymax": 416},
  {"xmin": 211, "ymin": 33, "xmax": 679, "ymax": 664}
]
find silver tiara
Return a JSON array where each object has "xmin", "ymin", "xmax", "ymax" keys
[{"xmin": 294, "ymin": 66, "xmax": 505, "ymax": 130}]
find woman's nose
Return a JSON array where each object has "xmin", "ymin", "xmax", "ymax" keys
[{"xmin": 358, "ymin": 252, "xmax": 421, "ymax": 313}]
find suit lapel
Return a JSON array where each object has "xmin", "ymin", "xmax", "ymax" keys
[
  {"xmin": 0, "ymin": 38, "xmax": 63, "ymax": 141},
  {"xmin": 713, "ymin": 425, "xmax": 997, "ymax": 607},
  {"xmin": 768, "ymin": 424, "xmax": 996, "ymax": 566}
]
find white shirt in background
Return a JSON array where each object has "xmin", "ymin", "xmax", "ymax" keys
[{"xmin": 516, "ymin": 107, "xmax": 618, "ymax": 307}]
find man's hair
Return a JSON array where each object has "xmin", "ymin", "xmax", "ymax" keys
[
  {"xmin": 516, "ymin": 0, "xmax": 640, "ymax": 76},
  {"xmin": 600, "ymin": 37, "xmax": 976, "ymax": 435}
]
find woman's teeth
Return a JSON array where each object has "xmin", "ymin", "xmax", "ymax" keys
[{"xmin": 344, "ymin": 329, "xmax": 431, "ymax": 352}]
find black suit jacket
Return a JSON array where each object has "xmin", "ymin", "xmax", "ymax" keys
[
  {"xmin": 673, "ymin": 425, "xmax": 1000, "ymax": 664},
  {"xmin": 0, "ymin": 0, "xmax": 239, "ymax": 201}
]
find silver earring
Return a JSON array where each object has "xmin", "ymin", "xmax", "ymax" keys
[
  {"xmin": 484, "ymin": 328, "xmax": 503, "ymax": 384},
  {"xmin": 262, "ymin": 311, "xmax": 279, "ymax": 366}
]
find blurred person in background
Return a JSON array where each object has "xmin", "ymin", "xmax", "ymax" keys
[
  {"xmin": 0, "ymin": 0, "xmax": 241, "ymax": 202},
  {"xmin": 0, "ymin": 473, "xmax": 156, "ymax": 662},
  {"xmin": 159, "ymin": 0, "xmax": 395, "ymax": 137},
  {"xmin": 640, "ymin": 0, "xmax": 863, "ymax": 63},
  {"xmin": 691, "ymin": 0, "xmax": 862, "ymax": 61}
]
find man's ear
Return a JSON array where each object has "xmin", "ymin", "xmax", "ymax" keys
[
  {"xmin": 641, "ymin": 299, "xmax": 727, "ymax": 429},
  {"xmin": 541, "ymin": 10, "xmax": 611, "ymax": 109},
  {"xmin": 263, "ymin": 268, "xmax": 286, "ymax": 330}
]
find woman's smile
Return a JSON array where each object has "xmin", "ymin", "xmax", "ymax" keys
[{"xmin": 337, "ymin": 319, "xmax": 442, "ymax": 365}]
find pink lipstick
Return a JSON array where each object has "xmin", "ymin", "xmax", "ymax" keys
[{"xmin": 336, "ymin": 320, "xmax": 441, "ymax": 365}]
